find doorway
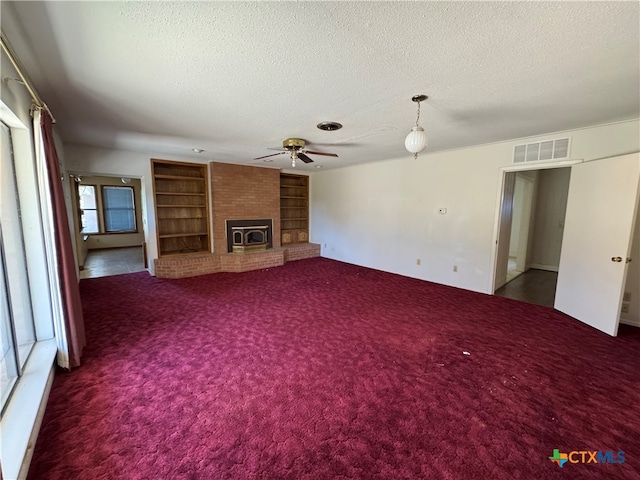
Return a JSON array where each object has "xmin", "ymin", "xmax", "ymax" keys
[
  {"xmin": 493, "ymin": 166, "xmax": 571, "ymax": 306},
  {"xmin": 69, "ymin": 174, "xmax": 147, "ymax": 278},
  {"xmin": 492, "ymin": 154, "xmax": 640, "ymax": 336}
]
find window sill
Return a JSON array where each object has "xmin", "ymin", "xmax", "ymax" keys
[{"xmin": 0, "ymin": 339, "xmax": 56, "ymax": 480}]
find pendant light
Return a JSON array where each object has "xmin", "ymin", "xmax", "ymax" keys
[{"xmin": 405, "ymin": 95, "xmax": 428, "ymax": 159}]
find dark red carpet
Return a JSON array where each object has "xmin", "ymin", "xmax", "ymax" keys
[{"xmin": 28, "ymin": 258, "xmax": 640, "ymax": 479}]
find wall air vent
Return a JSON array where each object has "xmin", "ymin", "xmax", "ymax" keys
[{"xmin": 513, "ymin": 137, "xmax": 571, "ymax": 164}]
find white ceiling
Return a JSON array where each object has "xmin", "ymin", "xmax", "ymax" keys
[{"xmin": 5, "ymin": 1, "xmax": 640, "ymax": 171}]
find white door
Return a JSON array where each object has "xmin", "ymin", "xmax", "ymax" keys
[
  {"xmin": 494, "ymin": 172, "xmax": 516, "ymax": 291},
  {"xmin": 513, "ymin": 174, "xmax": 535, "ymax": 273},
  {"xmin": 555, "ymin": 153, "xmax": 640, "ymax": 336}
]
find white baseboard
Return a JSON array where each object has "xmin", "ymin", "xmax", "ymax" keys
[
  {"xmin": 621, "ymin": 317, "xmax": 640, "ymax": 328},
  {"xmin": 529, "ymin": 263, "xmax": 559, "ymax": 272}
]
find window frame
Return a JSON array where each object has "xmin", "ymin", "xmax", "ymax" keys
[
  {"xmin": 76, "ymin": 183, "xmax": 99, "ymax": 234},
  {"xmin": 0, "ymin": 120, "xmax": 37, "ymax": 414},
  {"xmin": 1, "ymin": 95, "xmax": 58, "ymax": 480},
  {"xmin": 74, "ymin": 182, "xmax": 139, "ymax": 235}
]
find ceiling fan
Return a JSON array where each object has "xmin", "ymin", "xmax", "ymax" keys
[{"xmin": 254, "ymin": 138, "xmax": 338, "ymax": 167}]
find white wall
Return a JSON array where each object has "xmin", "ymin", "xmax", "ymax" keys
[
  {"xmin": 310, "ymin": 120, "xmax": 640, "ymax": 298},
  {"xmin": 64, "ymin": 144, "xmax": 210, "ymax": 274},
  {"xmin": 529, "ymin": 167, "xmax": 571, "ymax": 270}
]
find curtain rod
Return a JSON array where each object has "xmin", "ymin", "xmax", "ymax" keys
[{"xmin": 1, "ymin": 31, "xmax": 56, "ymax": 122}]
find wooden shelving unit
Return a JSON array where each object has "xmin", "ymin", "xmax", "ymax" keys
[
  {"xmin": 151, "ymin": 159, "xmax": 211, "ymax": 257},
  {"xmin": 280, "ymin": 173, "xmax": 309, "ymax": 244}
]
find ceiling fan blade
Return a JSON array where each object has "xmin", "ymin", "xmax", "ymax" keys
[
  {"xmin": 305, "ymin": 150, "xmax": 338, "ymax": 157},
  {"xmin": 267, "ymin": 147, "xmax": 288, "ymax": 151},
  {"xmin": 298, "ymin": 153, "xmax": 314, "ymax": 164},
  {"xmin": 253, "ymin": 152, "xmax": 287, "ymax": 160}
]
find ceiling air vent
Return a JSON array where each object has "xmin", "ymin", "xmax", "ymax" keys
[{"xmin": 513, "ymin": 137, "xmax": 571, "ymax": 164}]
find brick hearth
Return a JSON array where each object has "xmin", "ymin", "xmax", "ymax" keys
[{"xmin": 154, "ymin": 243, "xmax": 321, "ymax": 279}]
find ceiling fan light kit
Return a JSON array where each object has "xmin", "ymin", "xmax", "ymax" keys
[
  {"xmin": 405, "ymin": 94, "xmax": 428, "ymax": 159},
  {"xmin": 283, "ymin": 138, "xmax": 306, "ymax": 150},
  {"xmin": 253, "ymin": 137, "xmax": 338, "ymax": 168}
]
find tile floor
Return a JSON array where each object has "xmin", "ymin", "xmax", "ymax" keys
[
  {"xmin": 80, "ymin": 247, "xmax": 146, "ymax": 279},
  {"xmin": 495, "ymin": 268, "xmax": 558, "ymax": 308}
]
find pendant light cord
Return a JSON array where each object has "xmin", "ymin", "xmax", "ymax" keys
[{"xmin": 414, "ymin": 101, "xmax": 422, "ymax": 159}]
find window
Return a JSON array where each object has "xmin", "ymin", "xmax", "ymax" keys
[
  {"xmin": 78, "ymin": 185, "xmax": 99, "ymax": 233},
  {"xmin": 0, "ymin": 121, "xmax": 36, "ymax": 412},
  {"xmin": 103, "ymin": 186, "xmax": 136, "ymax": 233},
  {"xmin": 1, "ymin": 238, "xmax": 19, "ymax": 409},
  {"xmin": 75, "ymin": 183, "xmax": 138, "ymax": 234}
]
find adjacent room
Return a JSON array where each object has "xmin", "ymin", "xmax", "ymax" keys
[
  {"xmin": 1, "ymin": 2, "xmax": 639, "ymax": 479},
  {"xmin": 70, "ymin": 174, "xmax": 147, "ymax": 279}
]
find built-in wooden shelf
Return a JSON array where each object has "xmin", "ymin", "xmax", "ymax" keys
[
  {"xmin": 280, "ymin": 173, "xmax": 309, "ymax": 245},
  {"xmin": 152, "ymin": 159, "xmax": 211, "ymax": 257},
  {"xmin": 154, "ymin": 174, "xmax": 206, "ymax": 181}
]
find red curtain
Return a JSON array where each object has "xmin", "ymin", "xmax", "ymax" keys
[{"xmin": 41, "ymin": 111, "xmax": 86, "ymax": 368}]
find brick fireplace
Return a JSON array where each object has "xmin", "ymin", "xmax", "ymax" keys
[
  {"xmin": 154, "ymin": 162, "xmax": 320, "ymax": 278},
  {"xmin": 210, "ymin": 162, "xmax": 280, "ymax": 254}
]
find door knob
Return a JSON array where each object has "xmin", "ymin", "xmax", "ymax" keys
[{"xmin": 611, "ymin": 257, "xmax": 622, "ymax": 262}]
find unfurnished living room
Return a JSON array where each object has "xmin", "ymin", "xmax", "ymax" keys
[{"xmin": 1, "ymin": 2, "xmax": 639, "ymax": 479}]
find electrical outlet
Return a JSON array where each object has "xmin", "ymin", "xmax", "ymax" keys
[
  {"xmin": 621, "ymin": 303, "xmax": 630, "ymax": 314},
  {"xmin": 416, "ymin": 259, "xmax": 421, "ymax": 266},
  {"xmin": 623, "ymin": 291, "xmax": 631, "ymax": 302},
  {"xmin": 453, "ymin": 265, "xmax": 458, "ymax": 272}
]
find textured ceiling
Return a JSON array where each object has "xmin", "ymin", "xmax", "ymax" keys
[{"xmin": 5, "ymin": 1, "xmax": 640, "ymax": 171}]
